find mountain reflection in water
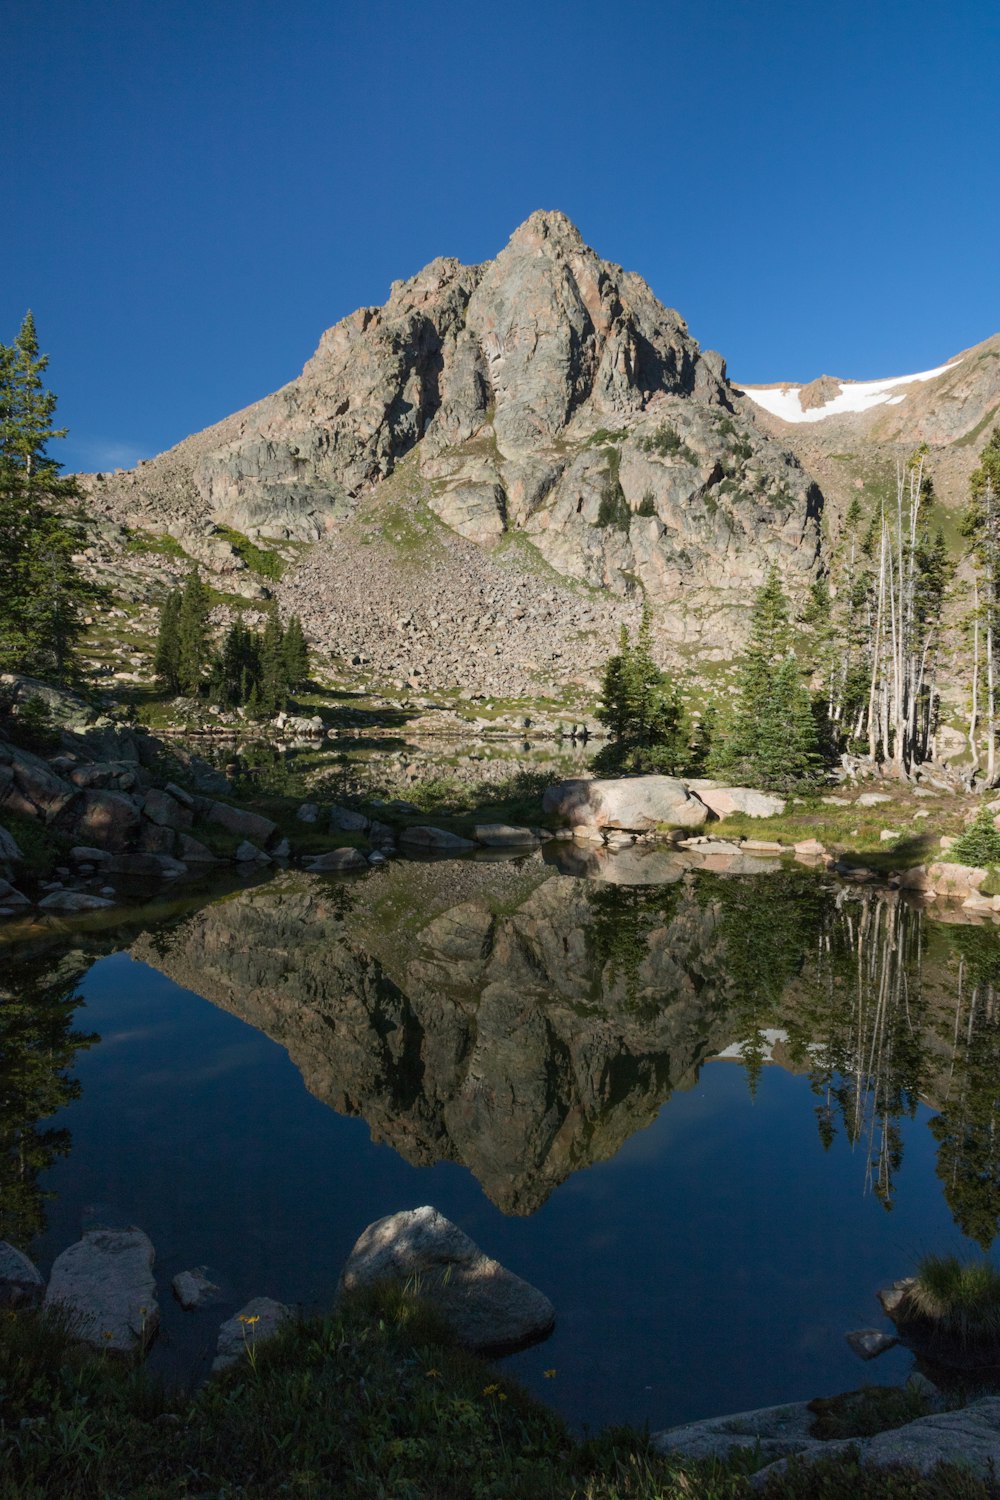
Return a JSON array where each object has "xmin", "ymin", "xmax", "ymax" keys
[{"xmin": 109, "ymin": 861, "xmax": 1000, "ymax": 1244}]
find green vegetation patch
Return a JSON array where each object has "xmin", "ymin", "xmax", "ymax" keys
[
  {"xmin": 123, "ymin": 528, "xmax": 189, "ymax": 561},
  {"xmin": 214, "ymin": 525, "xmax": 285, "ymax": 580},
  {"xmin": 902, "ymin": 1254, "xmax": 1000, "ymax": 1351}
]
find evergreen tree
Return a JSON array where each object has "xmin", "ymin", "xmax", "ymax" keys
[
  {"xmin": 176, "ymin": 571, "xmax": 211, "ymax": 696},
  {"xmin": 282, "ymin": 615, "xmax": 310, "ymax": 689},
  {"xmin": 594, "ymin": 606, "xmax": 688, "ymax": 773},
  {"xmin": 722, "ymin": 568, "xmax": 824, "ymax": 790},
  {"xmin": 0, "ymin": 313, "xmax": 91, "ymax": 680},
  {"xmin": 259, "ymin": 613, "xmax": 288, "ymax": 716},
  {"xmin": 153, "ymin": 588, "xmax": 182, "ymax": 693}
]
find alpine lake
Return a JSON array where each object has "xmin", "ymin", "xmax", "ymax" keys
[{"xmin": 3, "ymin": 733, "xmax": 999, "ymax": 1437}]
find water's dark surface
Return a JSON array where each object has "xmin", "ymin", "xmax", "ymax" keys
[{"xmin": 3, "ymin": 856, "xmax": 999, "ymax": 1433}]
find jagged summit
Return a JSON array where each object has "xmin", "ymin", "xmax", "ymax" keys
[{"xmin": 85, "ymin": 213, "xmax": 823, "ymax": 656}]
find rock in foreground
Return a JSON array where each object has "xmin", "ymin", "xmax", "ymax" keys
[
  {"xmin": 0, "ymin": 1241, "xmax": 44, "ymax": 1306},
  {"xmin": 339, "ymin": 1205, "xmax": 555, "ymax": 1354},
  {"xmin": 212, "ymin": 1296, "xmax": 292, "ymax": 1373},
  {"xmin": 43, "ymin": 1228, "xmax": 159, "ymax": 1354},
  {"xmin": 543, "ymin": 776, "xmax": 708, "ymax": 832}
]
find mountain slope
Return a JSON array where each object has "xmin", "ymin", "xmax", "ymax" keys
[{"xmin": 84, "ymin": 212, "xmax": 823, "ymax": 672}]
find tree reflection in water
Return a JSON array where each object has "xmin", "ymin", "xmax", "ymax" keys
[{"xmin": 0, "ymin": 949, "xmax": 96, "ymax": 1247}]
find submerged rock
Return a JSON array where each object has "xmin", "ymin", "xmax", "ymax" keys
[
  {"xmin": 172, "ymin": 1267, "xmax": 221, "ymax": 1310},
  {"xmin": 303, "ymin": 847, "xmax": 368, "ymax": 872},
  {"xmin": 846, "ymin": 1328, "xmax": 899, "ymax": 1360},
  {"xmin": 44, "ymin": 1228, "xmax": 159, "ymax": 1354},
  {"xmin": 339, "ymin": 1205, "xmax": 555, "ymax": 1354}
]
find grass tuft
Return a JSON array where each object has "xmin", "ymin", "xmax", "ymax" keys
[{"xmin": 902, "ymin": 1254, "xmax": 1000, "ymax": 1349}]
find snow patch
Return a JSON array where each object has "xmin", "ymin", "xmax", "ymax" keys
[{"xmin": 741, "ymin": 359, "xmax": 962, "ymax": 424}]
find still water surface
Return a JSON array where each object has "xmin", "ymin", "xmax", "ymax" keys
[{"xmin": 3, "ymin": 855, "xmax": 999, "ymax": 1433}]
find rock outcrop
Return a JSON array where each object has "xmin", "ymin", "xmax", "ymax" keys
[
  {"xmin": 43, "ymin": 1228, "xmax": 159, "ymax": 1354},
  {"xmin": 84, "ymin": 212, "xmax": 824, "ymax": 673}
]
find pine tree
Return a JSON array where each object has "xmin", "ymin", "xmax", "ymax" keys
[
  {"xmin": 0, "ymin": 313, "xmax": 90, "ymax": 680},
  {"xmin": 176, "ymin": 571, "xmax": 211, "ymax": 696},
  {"xmin": 153, "ymin": 588, "xmax": 183, "ymax": 693}
]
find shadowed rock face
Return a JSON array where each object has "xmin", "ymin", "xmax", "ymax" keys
[
  {"xmin": 88, "ymin": 212, "xmax": 822, "ymax": 656},
  {"xmin": 131, "ymin": 864, "xmax": 736, "ymax": 1215}
]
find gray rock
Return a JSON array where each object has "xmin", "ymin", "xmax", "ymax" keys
[
  {"xmin": 652, "ymin": 1400, "xmax": 820, "ymax": 1466},
  {"xmin": 235, "ymin": 840, "xmax": 270, "ymax": 863},
  {"xmin": 296, "ymin": 803, "xmax": 320, "ymax": 823},
  {"xmin": 69, "ymin": 845, "xmax": 109, "ymax": 863},
  {"xmin": 142, "ymin": 787, "xmax": 193, "ymax": 831},
  {"xmin": 38, "ymin": 890, "xmax": 115, "ymax": 913},
  {"xmin": 212, "ymin": 1296, "xmax": 291, "ymax": 1373},
  {"xmin": 339, "ymin": 1205, "xmax": 555, "ymax": 1354},
  {"xmin": 543, "ymin": 775, "xmax": 708, "ymax": 832},
  {"xmin": 692, "ymin": 786, "xmax": 786, "ymax": 820},
  {"xmin": 0, "ymin": 1241, "xmax": 44, "ymax": 1306},
  {"xmin": 272, "ymin": 837, "xmax": 290, "ymax": 859},
  {"xmin": 398, "ymin": 826, "xmax": 477, "ymax": 853},
  {"xmin": 861, "ymin": 1396, "xmax": 1000, "ymax": 1477},
  {"xmin": 0, "ymin": 824, "xmax": 24, "ymax": 863},
  {"xmin": 44, "ymin": 1228, "xmax": 159, "ymax": 1354},
  {"xmin": 177, "ymin": 833, "xmax": 220, "ymax": 862},
  {"xmin": 473, "ymin": 823, "xmax": 541, "ymax": 848},
  {"xmin": 329, "ymin": 806, "xmax": 370, "ymax": 833},
  {"xmin": 172, "ymin": 1267, "xmax": 220, "ymax": 1310},
  {"xmin": 857, "ymin": 792, "xmax": 893, "ymax": 806},
  {"xmin": 0, "ymin": 879, "xmax": 30, "ymax": 907},
  {"xmin": 206, "ymin": 801, "xmax": 278, "ymax": 846},
  {"xmin": 303, "ymin": 847, "xmax": 368, "ymax": 872},
  {"xmin": 846, "ymin": 1328, "xmax": 899, "ymax": 1360}
]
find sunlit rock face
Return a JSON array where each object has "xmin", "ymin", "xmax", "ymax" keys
[{"xmin": 88, "ymin": 211, "xmax": 822, "ymax": 660}]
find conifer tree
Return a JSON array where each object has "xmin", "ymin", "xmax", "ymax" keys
[
  {"xmin": 595, "ymin": 605, "xmax": 688, "ymax": 773},
  {"xmin": 722, "ymin": 568, "xmax": 823, "ymax": 790},
  {"xmin": 0, "ymin": 313, "xmax": 90, "ymax": 680},
  {"xmin": 153, "ymin": 588, "xmax": 182, "ymax": 693},
  {"xmin": 259, "ymin": 613, "xmax": 287, "ymax": 716},
  {"xmin": 176, "ymin": 571, "xmax": 211, "ymax": 696}
]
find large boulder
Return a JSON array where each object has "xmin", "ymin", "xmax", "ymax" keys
[
  {"xmin": 0, "ymin": 824, "xmax": 23, "ymax": 863},
  {"xmin": 206, "ymin": 801, "xmax": 279, "ymax": 846},
  {"xmin": 339, "ymin": 1205, "xmax": 555, "ymax": 1354},
  {"xmin": 398, "ymin": 826, "xmax": 477, "ymax": 854},
  {"xmin": 542, "ymin": 776, "xmax": 708, "ymax": 832},
  {"xmin": 212, "ymin": 1296, "xmax": 291, "ymax": 1374},
  {"xmin": 67, "ymin": 790, "xmax": 142, "ymax": 851},
  {"xmin": 689, "ymin": 785, "xmax": 786, "ymax": 820},
  {"xmin": 473, "ymin": 823, "xmax": 541, "ymax": 849},
  {"xmin": 142, "ymin": 787, "xmax": 194, "ymax": 831},
  {"xmin": 0, "ymin": 1241, "xmax": 44, "ymax": 1306},
  {"xmin": 302, "ymin": 848, "xmax": 368, "ymax": 872},
  {"xmin": 43, "ymin": 1228, "xmax": 159, "ymax": 1354},
  {"xmin": 38, "ymin": 891, "xmax": 115, "ymax": 913}
]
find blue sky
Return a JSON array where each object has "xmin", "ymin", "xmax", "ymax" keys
[{"xmin": 4, "ymin": 0, "xmax": 999, "ymax": 472}]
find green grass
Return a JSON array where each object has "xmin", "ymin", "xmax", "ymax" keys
[
  {"xmin": 214, "ymin": 525, "xmax": 286, "ymax": 580},
  {"xmin": 902, "ymin": 1255, "xmax": 1000, "ymax": 1350},
  {"xmin": 123, "ymin": 529, "xmax": 189, "ymax": 561},
  {"xmin": 0, "ymin": 1291, "xmax": 994, "ymax": 1500},
  {"xmin": 807, "ymin": 1386, "xmax": 932, "ymax": 1441},
  {"xmin": 0, "ymin": 810, "xmax": 72, "ymax": 877}
]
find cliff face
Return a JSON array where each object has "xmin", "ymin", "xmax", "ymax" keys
[{"xmin": 88, "ymin": 211, "xmax": 823, "ymax": 659}]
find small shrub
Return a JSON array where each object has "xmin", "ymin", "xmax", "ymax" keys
[
  {"xmin": 596, "ymin": 480, "xmax": 631, "ymax": 531},
  {"xmin": 637, "ymin": 490, "xmax": 657, "ymax": 517},
  {"xmin": 902, "ymin": 1254, "xmax": 1000, "ymax": 1350},
  {"xmin": 808, "ymin": 1385, "xmax": 931, "ymax": 1440},
  {"xmin": 950, "ymin": 806, "xmax": 1000, "ymax": 867},
  {"xmin": 2, "ymin": 693, "xmax": 60, "ymax": 754}
]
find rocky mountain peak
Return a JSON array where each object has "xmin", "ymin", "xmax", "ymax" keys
[{"xmin": 86, "ymin": 213, "xmax": 825, "ymax": 662}]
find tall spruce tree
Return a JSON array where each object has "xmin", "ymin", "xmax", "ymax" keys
[
  {"xmin": 595, "ymin": 605, "xmax": 687, "ymax": 773},
  {"xmin": 723, "ymin": 568, "xmax": 823, "ymax": 790},
  {"xmin": 0, "ymin": 313, "xmax": 90, "ymax": 680},
  {"xmin": 176, "ymin": 571, "xmax": 211, "ymax": 696},
  {"xmin": 153, "ymin": 588, "xmax": 183, "ymax": 693}
]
